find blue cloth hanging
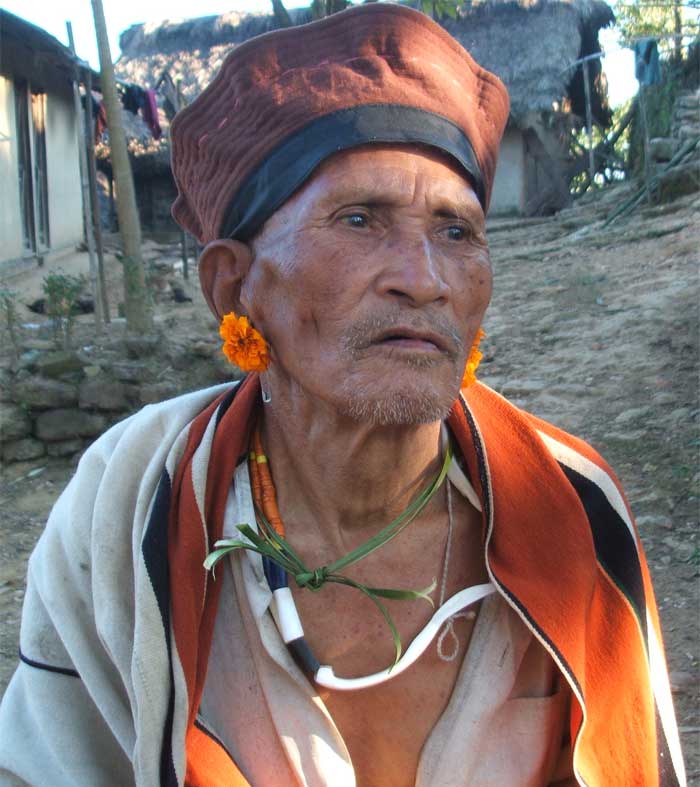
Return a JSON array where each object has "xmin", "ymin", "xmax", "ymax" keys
[{"xmin": 633, "ymin": 38, "xmax": 661, "ymax": 86}]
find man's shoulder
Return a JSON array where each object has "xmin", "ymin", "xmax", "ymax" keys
[
  {"xmin": 41, "ymin": 382, "xmax": 240, "ymax": 549},
  {"xmin": 519, "ymin": 404, "xmax": 625, "ymax": 498},
  {"xmin": 465, "ymin": 383, "xmax": 631, "ymax": 520},
  {"xmin": 83, "ymin": 382, "xmax": 237, "ymax": 471},
  {"xmin": 465, "ymin": 382, "xmax": 625, "ymax": 499}
]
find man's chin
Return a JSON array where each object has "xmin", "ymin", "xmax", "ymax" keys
[{"xmin": 337, "ymin": 387, "xmax": 458, "ymax": 426}]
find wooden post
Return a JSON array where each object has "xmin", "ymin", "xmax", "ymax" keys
[
  {"xmin": 673, "ymin": 1, "xmax": 682, "ymax": 62},
  {"xmin": 108, "ymin": 172, "xmax": 115, "ymax": 230},
  {"xmin": 637, "ymin": 85, "xmax": 654, "ymax": 205},
  {"xmin": 84, "ymin": 68, "xmax": 111, "ymax": 322},
  {"xmin": 66, "ymin": 21, "xmax": 102, "ymax": 329},
  {"xmin": 582, "ymin": 59, "xmax": 595, "ymax": 188},
  {"xmin": 180, "ymin": 229, "xmax": 189, "ymax": 280},
  {"xmin": 91, "ymin": 0, "xmax": 153, "ymax": 332}
]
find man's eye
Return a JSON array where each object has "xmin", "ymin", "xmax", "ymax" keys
[
  {"xmin": 446, "ymin": 225, "xmax": 469, "ymax": 241},
  {"xmin": 342, "ymin": 213, "xmax": 369, "ymax": 228}
]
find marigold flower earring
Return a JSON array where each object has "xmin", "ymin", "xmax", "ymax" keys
[
  {"xmin": 219, "ymin": 312, "xmax": 270, "ymax": 373},
  {"xmin": 461, "ymin": 327, "xmax": 485, "ymax": 388}
]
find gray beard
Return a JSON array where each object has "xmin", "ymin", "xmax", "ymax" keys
[
  {"xmin": 336, "ymin": 311, "xmax": 463, "ymax": 424},
  {"xmin": 337, "ymin": 386, "xmax": 456, "ymax": 426}
]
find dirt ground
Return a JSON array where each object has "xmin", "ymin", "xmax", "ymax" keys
[{"xmin": 1, "ymin": 183, "xmax": 699, "ymax": 781}]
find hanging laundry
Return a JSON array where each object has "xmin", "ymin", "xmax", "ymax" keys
[
  {"xmin": 81, "ymin": 93, "xmax": 108, "ymax": 143},
  {"xmin": 118, "ymin": 83, "xmax": 162, "ymax": 140},
  {"xmin": 95, "ymin": 102, "xmax": 107, "ymax": 142},
  {"xmin": 120, "ymin": 84, "xmax": 146, "ymax": 115},
  {"xmin": 633, "ymin": 38, "xmax": 661, "ymax": 86},
  {"xmin": 141, "ymin": 89, "xmax": 162, "ymax": 140}
]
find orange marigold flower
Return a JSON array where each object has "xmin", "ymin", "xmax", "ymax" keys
[
  {"xmin": 219, "ymin": 312, "xmax": 270, "ymax": 373},
  {"xmin": 461, "ymin": 327, "xmax": 485, "ymax": 388}
]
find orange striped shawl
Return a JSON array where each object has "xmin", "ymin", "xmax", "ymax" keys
[{"xmin": 163, "ymin": 375, "xmax": 684, "ymax": 787}]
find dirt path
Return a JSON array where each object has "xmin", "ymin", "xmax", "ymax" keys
[{"xmin": 1, "ymin": 185, "xmax": 698, "ymax": 780}]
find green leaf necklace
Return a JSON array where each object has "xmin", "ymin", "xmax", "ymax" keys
[{"xmin": 204, "ymin": 428, "xmax": 495, "ymax": 690}]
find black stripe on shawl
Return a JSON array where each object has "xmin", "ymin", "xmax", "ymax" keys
[
  {"xmin": 457, "ymin": 397, "xmax": 585, "ymax": 702},
  {"xmin": 18, "ymin": 649, "xmax": 80, "ymax": 678},
  {"xmin": 559, "ymin": 463, "xmax": 647, "ymax": 643},
  {"xmin": 142, "ymin": 380, "xmax": 248, "ymax": 786},
  {"xmin": 656, "ymin": 706, "xmax": 682, "ymax": 786},
  {"xmin": 142, "ymin": 470, "xmax": 179, "ymax": 787},
  {"xmin": 215, "ymin": 380, "xmax": 245, "ymax": 427}
]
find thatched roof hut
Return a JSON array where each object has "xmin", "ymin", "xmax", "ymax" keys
[
  {"xmin": 443, "ymin": 0, "xmax": 613, "ymax": 125},
  {"xmin": 107, "ymin": 0, "xmax": 613, "ymax": 223}
]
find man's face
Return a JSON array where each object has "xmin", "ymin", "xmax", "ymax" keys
[{"xmin": 240, "ymin": 145, "xmax": 492, "ymax": 425}]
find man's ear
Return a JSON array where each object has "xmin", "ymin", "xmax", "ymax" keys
[{"xmin": 198, "ymin": 239, "xmax": 253, "ymax": 321}]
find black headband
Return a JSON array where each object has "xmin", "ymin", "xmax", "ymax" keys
[{"xmin": 220, "ymin": 104, "xmax": 485, "ymax": 241}]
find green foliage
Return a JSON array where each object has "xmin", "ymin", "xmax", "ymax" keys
[
  {"xmin": 613, "ymin": 0, "xmax": 699, "ymax": 53},
  {"xmin": 41, "ymin": 270, "xmax": 87, "ymax": 349},
  {"xmin": 628, "ymin": 60, "xmax": 682, "ymax": 173},
  {"xmin": 611, "ymin": 0, "xmax": 699, "ymax": 175},
  {"xmin": 569, "ymin": 100, "xmax": 634, "ymax": 195},
  {"xmin": 417, "ymin": 0, "xmax": 459, "ymax": 20},
  {"xmin": 0, "ymin": 287, "xmax": 20, "ymax": 359}
]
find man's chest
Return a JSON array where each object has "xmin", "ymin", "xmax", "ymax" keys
[
  {"xmin": 320, "ymin": 617, "xmax": 478, "ymax": 787},
  {"xmin": 288, "ymin": 505, "xmax": 487, "ymax": 787}
]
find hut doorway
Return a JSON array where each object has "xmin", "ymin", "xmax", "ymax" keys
[{"xmin": 14, "ymin": 80, "xmax": 50, "ymax": 257}]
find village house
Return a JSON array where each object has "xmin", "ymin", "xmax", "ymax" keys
[
  {"xmin": 107, "ymin": 0, "xmax": 614, "ymax": 234},
  {"xmin": 0, "ymin": 11, "xmax": 95, "ymax": 270}
]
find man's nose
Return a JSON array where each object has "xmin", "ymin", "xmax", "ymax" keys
[{"xmin": 376, "ymin": 233, "xmax": 448, "ymax": 307}]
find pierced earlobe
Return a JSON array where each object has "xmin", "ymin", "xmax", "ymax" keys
[{"xmin": 260, "ymin": 374, "xmax": 272, "ymax": 404}]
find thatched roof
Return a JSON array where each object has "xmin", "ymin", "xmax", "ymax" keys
[
  {"xmin": 443, "ymin": 0, "xmax": 613, "ymax": 122},
  {"xmin": 0, "ymin": 10, "xmax": 100, "ymax": 94},
  {"xmin": 110, "ymin": 0, "xmax": 613, "ymax": 173}
]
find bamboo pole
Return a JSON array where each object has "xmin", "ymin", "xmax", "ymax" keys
[
  {"xmin": 66, "ymin": 21, "xmax": 102, "ymax": 329},
  {"xmin": 91, "ymin": 0, "xmax": 153, "ymax": 332},
  {"xmin": 582, "ymin": 59, "xmax": 596, "ymax": 187},
  {"xmin": 108, "ymin": 172, "xmax": 115, "ymax": 229},
  {"xmin": 673, "ymin": 1, "xmax": 683, "ymax": 62},
  {"xmin": 84, "ymin": 68, "xmax": 111, "ymax": 322}
]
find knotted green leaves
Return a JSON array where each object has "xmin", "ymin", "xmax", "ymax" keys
[{"xmin": 204, "ymin": 442, "xmax": 453, "ymax": 665}]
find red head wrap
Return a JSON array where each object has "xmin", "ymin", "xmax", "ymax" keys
[{"xmin": 170, "ymin": 3, "xmax": 509, "ymax": 243}]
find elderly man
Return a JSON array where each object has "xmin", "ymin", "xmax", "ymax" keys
[{"xmin": 0, "ymin": 4, "xmax": 685, "ymax": 787}]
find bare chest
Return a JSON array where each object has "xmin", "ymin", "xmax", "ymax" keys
[
  {"xmin": 289, "ymin": 502, "xmax": 486, "ymax": 787},
  {"xmin": 321, "ymin": 618, "xmax": 478, "ymax": 787}
]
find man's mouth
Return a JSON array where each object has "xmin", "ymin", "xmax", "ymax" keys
[
  {"xmin": 372, "ymin": 328, "xmax": 449, "ymax": 353},
  {"xmin": 343, "ymin": 313, "xmax": 463, "ymax": 362}
]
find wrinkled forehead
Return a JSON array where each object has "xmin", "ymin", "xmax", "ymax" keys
[
  {"xmin": 255, "ymin": 143, "xmax": 484, "ymax": 236},
  {"xmin": 315, "ymin": 142, "xmax": 480, "ymax": 193}
]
